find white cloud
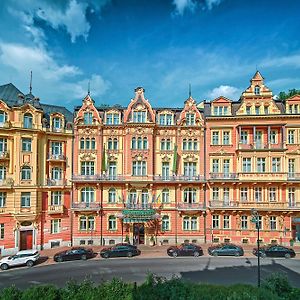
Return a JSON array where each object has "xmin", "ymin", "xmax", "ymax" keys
[
  {"xmin": 206, "ymin": 0, "xmax": 223, "ymax": 10},
  {"xmin": 173, "ymin": 0, "xmax": 197, "ymax": 15},
  {"xmin": 207, "ymin": 85, "xmax": 241, "ymax": 100},
  {"xmin": 262, "ymin": 54, "xmax": 300, "ymax": 69}
]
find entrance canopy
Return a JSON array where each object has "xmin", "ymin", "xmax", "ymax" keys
[{"xmin": 118, "ymin": 209, "xmax": 160, "ymax": 223}]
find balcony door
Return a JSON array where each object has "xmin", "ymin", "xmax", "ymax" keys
[{"xmin": 108, "ymin": 162, "xmax": 117, "ymax": 180}]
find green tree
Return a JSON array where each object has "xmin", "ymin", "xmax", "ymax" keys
[{"xmin": 278, "ymin": 89, "xmax": 300, "ymax": 100}]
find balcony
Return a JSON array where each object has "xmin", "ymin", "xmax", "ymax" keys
[
  {"xmin": 287, "ymin": 173, "xmax": 300, "ymax": 181},
  {"xmin": 72, "ymin": 202, "xmax": 101, "ymax": 211},
  {"xmin": 0, "ymin": 151, "xmax": 9, "ymax": 160},
  {"xmin": 238, "ymin": 172, "xmax": 286, "ymax": 181},
  {"xmin": 48, "ymin": 205, "xmax": 64, "ymax": 214},
  {"xmin": 209, "ymin": 173, "xmax": 238, "ymax": 180},
  {"xmin": 0, "ymin": 178, "xmax": 14, "ymax": 188},
  {"xmin": 177, "ymin": 202, "xmax": 205, "ymax": 211},
  {"xmin": 47, "ymin": 154, "xmax": 66, "ymax": 161},
  {"xmin": 153, "ymin": 175, "xmax": 204, "ymax": 182},
  {"xmin": 238, "ymin": 143, "xmax": 285, "ymax": 151},
  {"xmin": 45, "ymin": 179, "xmax": 68, "ymax": 186},
  {"xmin": 286, "ymin": 202, "xmax": 300, "ymax": 210},
  {"xmin": 209, "ymin": 200, "xmax": 238, "ymax": 209},
  {"xmin": 72, "ymin": 175, "xmax": 99, "ymax": 182},
  {"xmin": 125, "ymin": 203, "xmax": 154, "ymax": 210},
  {"xmin": 237, "ymin": 201, "xmax": 286, "ymax": 210}
]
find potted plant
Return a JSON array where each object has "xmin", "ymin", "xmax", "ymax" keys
[
  {"xmin": 149, "ymin": 235, "xmax": 155, "ymax": 246},
  {"xmin": 124, "ymin": 235, "xmax": 130, "ymax": 244},
  {"xmin": 290, "ymin": 239, "xmax": 295, "ymax": 247}
]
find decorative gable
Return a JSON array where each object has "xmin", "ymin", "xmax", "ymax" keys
[
  {"xmin": 178, "ymin": 97, "xmax": 203, "ymax": 126},
  {"xmin": 75, "ymin": 94, "xmax": 101, "ymax": 125},
  {"xmin": 211, "ymin": 96, "xmax": 232, "ymax": 116},
  {"xmin": 286, "ymin": 94, "xmax": 300, "ymax": 114}
]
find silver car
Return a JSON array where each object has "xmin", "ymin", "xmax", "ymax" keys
[{"xmin": 0, "ymin": 250, "xmax": 40, "ymax": 270}]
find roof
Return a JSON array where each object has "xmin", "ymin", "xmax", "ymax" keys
[{"xmin": 0, "ymin": 83, "xmax": 23, "ymax": 106}]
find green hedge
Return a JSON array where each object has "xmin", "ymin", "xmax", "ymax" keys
[{"xmin": 0, "ymin": 273, "xmax": 299, "ymax": 300}]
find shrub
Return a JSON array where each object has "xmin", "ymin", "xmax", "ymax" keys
[
  {"xmin": 0, "ymin": 285, "xmax": 21, "ymax": 300},
  {"xmin": 261, "ymin": 273, "xmax": 292, "ymax": 297}
]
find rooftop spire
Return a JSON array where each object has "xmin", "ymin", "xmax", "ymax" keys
[
  {"xmin": 88, "ymin": 80, "xmax": 90, "ymax": 95},
  {"xmin": 189, "ymin": 83, "xmax": 192, "ymax": 98},
  {"xmin": 29, "ymin": 70, "xmax": 32, "ymax": 94}
]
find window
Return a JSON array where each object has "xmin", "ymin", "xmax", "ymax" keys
[
  {"xmin": 162, "ymin": 162, "xmax": 170, "ymax": 180},
  {"xmin": 81, "ymin": 161, "xmax": 95, "ymax": 175},
  {"xmin": 269, "ymin": 130, "xmax": 277, "ymax": 144},
  {"xmin": 0, "ymin": 111, "xmax": 7, "ymax": 126},
  {"xmin": 288, "ymin": 130, "xmax": 295, "ymax": 144},
  {"xmin": 0, "ymin": 223, "xmax": 4, "ymax": 239},
  {"xmin": 108, "ymin": 188, "xmax": 116, "ymax": 203},
  {"xmin": 254, "ymin": 187, "xmax": 263, "ymax": 202},
  {"xmin": 80, "ymin": 138, "xmax": 85, "ymax": 149},
  {"xmin": 212, "ymin": 131, "xmax": 219, "ymax": 145},
  {"xmin": 240, "ymin": 131, "xmax": 248, "ymax": 144},
  {"xmin": 108, "ymin": 162, "xmax": 117, "ymax": 179},
  {"xmin": 161, "ymin": 139, "xmax": 171, "ymax": 150},
  {"xmin": 213, "ymin": 106, "xmax": 228, "ymax": 116},
  {"xmin": 223, "ymin": 187, "xmax": 230, "ymax": 204},
  {"xmin": 223, "ymin": 159, "xmax": 230, "ymax": 175},
  {"xmin": 107, "ymin": 138, "xmax": 118, "ymax": 150},
  {"xmin": 183, "ymin": 216, "xmax": 197, "ymax": 230},
  {"xmin": 21, "ymin": 166, "xmax": 31, "ymax": 180},
  {"xmin": 52, "ymin": 117, "xmax": 62, "ymax": 130},
  {"xmin": 223, "ymin": 131, "xmax": 230, "ymax": 145},
  {"xmin": 272, "ymin": 158, "xmax": 281, "ymax": 172},
  {"xmin": 254, "ymin": 85, "xmax": 260, "ymax": 95},
  {"xmin": 80, "ymin": 216, "xmax": 95, "ymax": 231},
  {"xmin": 241, "ymin": 216, "xmax": 248, "ymax": 229},
  {"xmin": 132, "ymin": 161, "xmax": 146, "ymax": 176},
  {"xmin": 86, "ymin": 138, "xmax": 90, "ymax": 149},
  {"xmin": 106, "ymin": 113, "xmax": 120, "ymax": 125},
  {"xmin": 141, "ymin": 189, "xmax": 149, "ymax": 207},
  {"xmin": 270, "ymin": 216, "xmax": 276, "ymax": 231},
  {"xmin": 0, "ymin": 166, "xmax": 6, "ymax": 180},
  {"xmin": 159, "ymin": 114, "xmax": 173, "ymax": 125},
  {"xmin": 212, "ymin": 159, "xmax": 219, "ymax": 173},
  {"xmin": 255, "ymin": 106, "xmax": 260, "ymax": 114},
  {"xmin": 246, "ymin": 106, "xmax": 251, "ymax": 115},
  {"xmin": 51, "ymin": 142, "xmax": 62, "ymax": 156},
  {"xmin": 22, "ymin": 138, "xmax": 32, "ymax": 152},
  {"xmin": 212, "ymin": 187, "xmax": 219, "ymax": 200},
  {"xmin": 131, "ymin": 137, "xmax": 136, "ymax": 149},
  {"xmin": 21, "ymin": 192, "xmax": 31, "ymax": 207},
  {"xmin": 264, "ymin": 106, "xmax": 269, "ymax": 115},
  {"xmin": 269, "ymin": 187, "xmax": 276, "ymax": 202},
  {"xmin": 51, "ymin": 219, "xmax": 61, "ymax": 234},
  {"xmin": 162, "ymin": 215, "xmax": 170, "ymax": 231},
  {"xmin": 0, "ymin": 192, "xmax": 6, "ymax": 207},
  {"xmin": 0, "ymin": 138, "xmax": 7, "ymax": 153},
  {"xmin": 81, "ymin": 187, "xmax": 95, "ymax": 203},
  {"xmin": 212, "ymin": 215, "xmax": 219, "ymax": 229},
  {"xmin": 108, "ymin": 216, "xmax": 117, "ymax": 230},
  {"xmin": 162, "ymin": 189, "xmax": 170, "ymax": 203},
  {"xmin": 91, "ymin": 138, "xmax": 96, "ymax": 149},
  {"xmin": 242, "ymin": 158, "xmax": 251, "ymax": 172},
  {"xmin": 257, "ymin": 158, "xmax": 266, "ymax": 172},
  {"xmin": 128, "ymin": 189, "xmax": 137, "ymax": 206},
  {"xmin": 183, "ymin": 188, "xmax": 196, "ymax": 203},
  {"xmin": 240, "ymin": 187, "xmax": 248, "ymax": 202},
  {"xmin": 51, "ymin": 167, "xmax": 62, "ymax": 180},
  {"xmin": 288, "ymin": 187, "xmax": 295, "ymax": 207},
  {"xmin": 223, "ymin": 215, "xmax": 230, "ymax": 229},
  {"xmin": 23, "ymin": 113, "xmax": 33, "ymax": 128},
  {"xmin": 84, "ymin": 112, "xmax": 93, "ymax": 125},
  {"xmin": 51, "ymin": 191, "xmax": 62, "ymax": 205},
  {"xmin": 288, "ymin": 159, "xmax": 295, "ymax": 176},
  {"xmin": 133, "ymin": 111, "xmax": 146, "ymax": 123},
  {"xmin": 186, "ymin": 113, "xmax": 195, "ymax": 126},
  {"xmin": 183, "ymin": 162, "xmax": 196, "ymax": 178}
]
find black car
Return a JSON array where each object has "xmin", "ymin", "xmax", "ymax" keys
[
  {"xmin": 115, "ymin": 242, "xmax": 137, "ymax": 249},
  {"xmin": 100, "ymin": 245, "xmax": 141, "ymax": 258},
  {"xmin": 208, "ymin": 243, "xmax": 244, "ymax": 257},
  {"xmin": 167, "ymin": 243, "xmax": 203, "ymax": 257},
  {"xmin": 253, "ymin": 245, "xmax": 296, "ymax": 258},
  {"xmin": 54, "ymin": 247, "xmax": 95, "ymax": 262}
]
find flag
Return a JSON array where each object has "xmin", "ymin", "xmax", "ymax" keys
[
  {"xmin": 102, "ymin": 143, "xmax": 107, "ymax": 173},
  {"xmin": 156, "ymin": 191, "xmax": 162, "ymax": 204},
  {"xmin": 152, "ymin": 190, "xmax": 156, "ymax": 203},
  {"xmin": 172, "ymin": 144, "xmax": 178, "ymax": 174}
]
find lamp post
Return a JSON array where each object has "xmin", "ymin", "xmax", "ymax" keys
[{"xmin": 251, "ymin": 208, "xmax": 261, "ymax": 288}]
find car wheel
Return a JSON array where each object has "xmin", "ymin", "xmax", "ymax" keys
[
  {"xmin": 172, "ymin": 252, "xmax": 178, "ymax": 258},
  {"xmin": 103, "ymin": 253, "xmax": 109, "ymax": 259},
  {"xmin": 234, "ymin": 252, "xmax": 240, "ymax": 257},
  {"xmin": 0, "ymin": 263, "xmax": 9, "ymax": 270},
  {"xmin": 81, "ymin": 254, "xmax": 87, "ymax": 260},
  {"xmin": 26, "ymin": 260, "xmax": 34, "ymax": 267},
  {"xmin": 193, "ymin": 251, "xmax": 200, "ymax": 257},
  {"xmin": 260, "ymin": 253, "xmax": 266, "ymax": 258},
  {"xmin": 127, "ymin": 252, "xmax": 133, "ymax": 258},
  {"xmin": 57, "ymin": 256, "xmax": 63, "ymax": 263},
  {"xmin": 213, "ymin": 252, "xmax": 218, "ymax": 257},
  {"xmin": 285, "ymin": 253, "xmax": 291, "ymax": 259}
]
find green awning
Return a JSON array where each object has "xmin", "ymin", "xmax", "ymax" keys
[
  {"xmin": 120, "ymin": 209, "xmax": 158, "ymax": 223},
  {"xmin": 122, "ymin": 209, "xmax": 156, "ymax": 216}
]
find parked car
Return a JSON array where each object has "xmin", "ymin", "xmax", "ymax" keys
[
  {"xmin": 115, "ymin": 242, "xmax": 137, "ymax": 249},
  {"xmin": 0, "ymin": 249, "xmax": 40, "ymax": 270},
  {"xmin": 167, "ymin": 243, "xmax": 203, "ymax": 257},
  {"xmin": 100, "ymin": 245, "xmax": 141, "ymax": 258},
  {"xmin": 253, "ymin": 245, "xmax": 296, "ymax": 258},
  {"xmin": 208, "ymin": 243, "xmax": 244, "ymax": 257},
  {"xmin": 54, "ymin": 247, "xmax": 95, "ymax": 262}
]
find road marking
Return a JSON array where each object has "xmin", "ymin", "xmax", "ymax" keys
[{"xmin": 29, "ymin": 281, "xmax": 42, "ymax": 285}]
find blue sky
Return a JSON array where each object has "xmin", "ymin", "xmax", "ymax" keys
[{"xmin": 0, "ymin": 0, "xmax": 300, "ymax": 109}]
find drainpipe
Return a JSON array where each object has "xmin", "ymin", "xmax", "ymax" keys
[
  {"xmin": 203, "ymin": 124, "xmax": 207, "ymax": 244},
  {"xmin": 70, "ymin": 116, "xmax": 75, "ymax": 247}
]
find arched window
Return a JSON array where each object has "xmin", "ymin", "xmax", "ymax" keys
[
  {"xmin": 162, "ymin": 215, "xmax": 170, "ymax": 231},
  {"xmin": 23, "ymin": 113, "xmax": 33, "ymax": 129},
  {"xmin": 166, "ymin": 139, "xmax": 171, "ymax": 150},
  {"xmin": 131, "ymin": 137, "xmax": 136, "ymax": 149},
  {"xmin": 21, "ymin": 166, "xmax": 31, "ymax": 180},
  {"xmin": 108, "ymin": 138, "xmax": 113, "ymax": 150},
  {"xmin": 52, "ymin": 117, "xmax": 61, "ymax": 130},
  {"xmin": 191, "ymin": 217, "xmax": 197, "ymax": 230},
  {"xmin": 160, "ymin": 139, "xmax": 165, "ymax": 150},
  {"xmin": 183, "ymin": 188, "xmax": 196, "ymax": 203},
  {"xmin": 183, "ymin": 216, "xmax": 190, "ymax": 230},
  {"xmin": 81, "ymin": 187, "xmax": 95, "ymax": 203},
  {"xmin": 91, "ymin": 138, "xmax": 96, "ymax": 149},
  {"xmin": 51, "ymin": 167, "xmax": 62, "ymax": 180},
  {"xmin": 80, "ymin": 138, "xmax": 85, "ymax": 149},
  {"xmin": 0, "ymin": 111, "xmax": 7, "ymax": 126},
  {"xmin": 183, "ymin": 139, "xmax": 187, "ymax": 150},
  {"xmin": 86, "ymin": 138, "xmax": 91, "ymax": 149},
  {"xmin": 137, "ymin": 137, "xmax": 143, "ymax": 149},
  {"xmin": 193, "ymin": 140, "xmax": 198, "ymax": 150},
  {"xmin": 128, "ymin": 189, "xmax": 137, "ymax": 206},
  {"xmin": 108, "ymin": 188, "xmax": 116, "ymax": 203},
  {"xmin": 113, "ymin": 138, "xmax": 118, "ymax": 150},
  {"xmin": 143, "ymin": 138, "xmax": 148, "ymax": 149},
  {"xmin": 141, "ymin": 189, "xmax": 149, "ymax": 207},
  {"xmin": 108, "ymin": 216, "xmax": 117, "ymax": 230},
  {"xmin": 254, "ymin": 85, "xmax": 260, "ymax": 95},
  {"xmin": 162, "ymin": 189, "xmax": 170, "ymax": 203}
]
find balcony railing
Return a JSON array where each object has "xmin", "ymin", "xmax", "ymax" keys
[
  {"xmin": 72, "ymin": 202, "xmax": 101, "ymax": 210},
  {"xmin": 287, "ymin": 173, "xmax": 300, "ymax": 180},
  {"xmin": 209, "ymin": 173, "xmax": 238, "ymax": 180},
  {"xmin": 48, "ymin": 205, "xmax": 64, "ymax": 214},
  {"xmin": 177, "ymin": 202, "xmax": 204, "ymax": 210},
  {"xmin": 0, "ymin": 152, "xmax": 9, "ymax": 159},
  {"xmin": 125, "ymin": 203, "xmax": 154, "ymax": 210},
  {"xmin": 0, "ymin": 178, "xmax": 14, "ymax": 187},
  {"xmin": 154, "ymin": 175, "xmax": 204, "ymax": 182},
  {"xmin": 287, "ymin": 202, "xmax": 300, "ymax": 209},
  {"xmin": 47, "ymin": 154, "xmax": 66, "ymax": 161},
  {"xmin": 209, "ymin": 200, "xmax": 238, "ymax": 208},
  {"xmin": 239, "ymin": 172, "xmax": 286, "ymax": 181},
  {"xmin": 238, "ymin": 143, "xmax": 285, "ymax": 150},
  {"xmin": 46, "ymin": 179, "xmax": 67, "ymax": 186},
  {"xmin": 237, "ymin": 201, "xmax": 286, "ymax": 209}
]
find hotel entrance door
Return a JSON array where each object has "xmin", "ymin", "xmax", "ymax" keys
[
  {"xmin": 133, "ymin": 224, "xmax": 145, "ymax": 245},
  {"xmin": 20, "ymin": 230, "xmax": 33, "ymax": 250}
]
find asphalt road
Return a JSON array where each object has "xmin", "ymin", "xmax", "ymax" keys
[{"xmin": 1, "ymin": 257, "xmax": 300, "ymax": 290}]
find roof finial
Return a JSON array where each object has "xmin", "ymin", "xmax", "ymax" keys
[
  {"xmin": 88, "ymin": 80, "xmax": 90, "ymax": 95},
  {"xmin": 256, "ymin": 64, "xmax": 258, "ymax": 72},
  {"xmin": 189, "ymin": 83, "xmax": 192, "ymax": 98},
  {"xmin": 29, "ymin": 70, "xmax": 32, "ymax": 94}
]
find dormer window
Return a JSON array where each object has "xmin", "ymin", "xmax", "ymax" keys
[
  {"xmin": 106, "ymin": 113, "xmax": 120, "ymax": 125},
  {"xmin": 186, "ymin": 113, "xmax": 195, "ymax": 126},
  {"xmin": 213, "ymin": 106, "xmax": 228, "ymax": 116},
  {"xmin": 83, "ymin": 112, "xmax": 93, "ymax": 125},
  {"xmin": 23, "ymin": 113, "xmax": 33, "ymax": 129},
  {"xmin": 133, "ymin": 111, "xmax": 146, "ymax": 123},
  {"xmin": 52, "ymin": 117, "xmax": 62, "ymax": 131},
  {"xmin": 246, "ymin": 106, "xmax": 251, "ymax": 115},
  {"xmin": 255, "ymin": 106, "xmax": 260, "ymax": 115},
  {"xmin": 0, "ymin": 111, "xmax": 7, "ymax": 127},
  {"xmin": 264, "ymin": 106, "xmax": 269, "ymax": 115},
  {"xmin": 254, "ymin": 85, "xmax": 260, "ymax": 95},
  {"xmin": 159, "ymin": 114, "xmax": 173, "ymax": 125}
]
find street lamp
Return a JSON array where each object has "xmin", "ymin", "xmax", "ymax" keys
[{"xmin": 251, "ymin": 208, "xmax": 261, "ymax": 288}]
